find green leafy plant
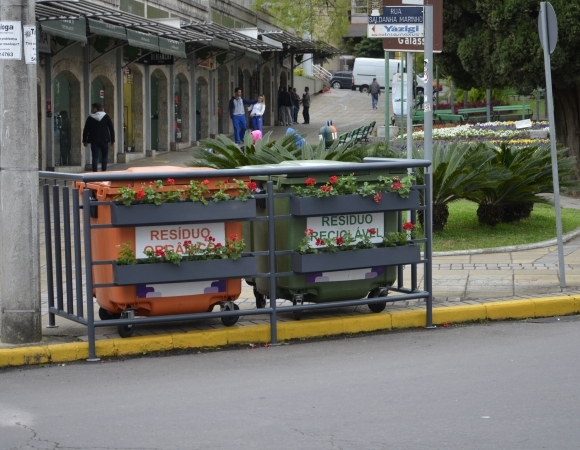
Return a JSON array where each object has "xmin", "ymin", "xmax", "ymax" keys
[
  {"xmin": 115, "ymin": 185, "xmax": 141, "ymax": 206},
  {"xmin": 382, "ymin": 222, "xmax": 417, "ymax": 247},
  {"xmin": 115, "ymin": 242, "xmax": 137, "ymax": 265},
  {"xmin": 293, "ymin": 173, "xmax": 415, "ymax": 201},
  {"xmin": 141, "ymin": 180, "xmax": 165, "ymax": 205},
  {"xmin": 163, "ymin": 178, "xmax": 184, "ymax": 203},
  {"xmin": 356, "ymin": 228, "xmax": 378, "ymax": 249},
  {"xmin": 143, "ymin": 246, "xmax": 183, "ymax": 265},
  {"xmin": 187, "ymin": 179, "xmax": 211, "ymax": 205},
  {"xmin": 183, "ymin": 234, "xmax": 246, "ymax": 260}
]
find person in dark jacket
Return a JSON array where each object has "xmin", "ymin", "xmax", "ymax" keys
[
  {"xmin": 82, "ymin": 103, "xmax": 115, "ymax": 172},
  {"xmin": 228, "ymin": 87, "xmax": 257, "ymax": 145},
  {"xmin": 280, "ymin": 87, "xmax": 293, "ymax": 126}
]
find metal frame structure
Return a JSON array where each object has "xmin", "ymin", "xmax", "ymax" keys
[{"xmin": 40, "ymin": 159, "xmax": 432, "ymax": 361}]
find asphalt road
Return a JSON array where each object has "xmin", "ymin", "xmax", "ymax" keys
[{"xmin": 1, "ymin": 318, "xmax": 579, "ymax": 450}]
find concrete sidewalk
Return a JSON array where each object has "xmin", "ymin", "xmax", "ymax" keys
[{"xmin": 1, "ymin": 88, "xmax": 579, "ymax": 367}]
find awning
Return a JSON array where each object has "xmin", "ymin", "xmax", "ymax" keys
[
  {"xmin": 183, "ymin": 22, "xmax": 278, "ymax": 54},
  {"xmin": 35, "ymin": 0, "xmax": 211, "ymax": 53},
  {"xmin": 126, "ymin": 29, "xmax": 159, "ymax": 53},
  {"xmin": 40, "ymin": 17, "xmax": 87, "ymax": 43},
  {"xmin": 259, "ymin": 31, "xmax": 342, "ymax": 56},
  {"xmin": 88, "ymin": 18, "xmax": 126, "ymax": 41}
]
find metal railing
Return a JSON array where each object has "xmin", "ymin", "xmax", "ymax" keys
[
  {"xmin": 40, "ymin": 158, "xmax": 433, "ymax": 361},
  {"xmin": 313, "ymin": 65, "xmax": 332, "ymax": 83}
]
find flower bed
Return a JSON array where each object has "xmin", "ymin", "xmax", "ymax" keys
[{"xmin": 402, "ymin": 121, "xmax": 550, "ymax": 141}]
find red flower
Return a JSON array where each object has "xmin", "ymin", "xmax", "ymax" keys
[
  {"xmin": 321, "ymin": 185, "xmax": 332, "ymax": 193},
  {"xmin": 135, "ymin": 190, "xmax": 145, "ymax": 200},
  {"xmin": 315, "ymin": 238, "xmax": 325, "ymax": 246},
  {"xmin": 336, "ymin": 236, "xmax": 344, "ymax": 246},
  {"xmin": 368, "ymin": 228, "xmax": 376, "ymax": 235},
  {"xmin": 230, "ymin": 234, "xmax": 238, "ymax": 241},
  {"xmin": 392, "ymin": 181, "xmax": 402, "ymax": 190},
  {"xmin": 205, "ymin": 236, "xmax": 215, "ymax": 242},
  {"xmin": 329, "ymin": 175, "xmax": 338, "ymax": 184},
  {"xmin": 215, "ymin": 243, "xmax": 223, "ymax": 248},
  {"xmin": 305, "ymin": 177, "xmax": 316, "ymax": 187},
  {"xmin": 203, "ymin": 179, "xmax": 210, "ymax": 185},
  {"xmin": 167, "ymin": 178, "xmax": 175, "ymax": 186},
  {"xmin": 403, "ymin": 221, "xmax": 415, "ymax": 231},
  {"xmin": 247, "ymin": 181, "xmax": 257, "ymax": 191},
  {"xmin": 183, "ymin": 240, "xmax": 192, "ymax": 247},
  {"xmin": 373, "ymin": 193, "xmax": 382, "ymax": 203},
  {"xmin": 305, "ymin": 228, "xmax": 314, "ymax": 237},
  {"xmin": 155, "ymin": 249, "xmax": 165, "ymax": 258}
]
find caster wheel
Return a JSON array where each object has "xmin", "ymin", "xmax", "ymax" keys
[
  {"xmin": 367, "ymin": 288, "xmax": 387, "ymax": 313},
  {"xmin": 98, "ymin": 307, "xmax": 121, "ymax": 321},
  {"xmin": 254, "ymin": 288, "xmax": 267, "ymax": 309},
  {"xmin": 221, "ymin": 303, "xmax": 240, "ymax": 327},
  {"xmin": 117, "ymin": 324, "xmax": 134, "ymax": 338},
  {"xmin": 292, "ymin": 295, "xmax": 303, "ymax": 321}
]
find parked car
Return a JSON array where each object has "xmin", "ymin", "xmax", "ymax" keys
[{"xmin": 329, "ymin": 71, "xmax": 353, "ymax": 90}]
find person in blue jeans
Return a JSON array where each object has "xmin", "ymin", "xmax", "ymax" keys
[
  {"xmin": 228, "ymin": 87, "xmax": 257, "ymax": 144},
  {"xmin": 369, "ymin": 78, "xmax": 381, "ymax": 110}
]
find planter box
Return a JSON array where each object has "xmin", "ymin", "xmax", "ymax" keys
[
  {"xmin": 112, "ymin": 256, "xmax": 258, "ymax": 285},
  {"xmin": 109, "ymin": 199, "xmax": 256, "ymax": 226},
  {"xmin": 290, "ymin": 191, "xmax": 420, "ymax": 216},
  {"xmin": 291, "ymin": 245, "xmax": 421, "ymax": 273}
]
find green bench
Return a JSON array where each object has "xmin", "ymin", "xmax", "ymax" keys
[
  {"xmin": 492, "ymin": 105, "xmax": 533, "ymax": 121},
  {"xmin": 436, "ymin": 113, "xmax": 465, "ymax": 124},
  {"xmin": 457, "ymin": 107, "xmax": 489, "ymax": 122}
]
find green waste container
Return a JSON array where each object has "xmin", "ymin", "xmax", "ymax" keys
[{"xmin": 241, "ymin": 160, "xmax": 410, "ymax": 311}]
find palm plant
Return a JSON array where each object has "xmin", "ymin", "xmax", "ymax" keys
[
  {"xmin": 464, "ymin": 144, "xmax": 577, "ymax": 226},
  {"xmin": 413, "ymin": 142, "xmax": 509, "ymax": 232},
  {"xmin": 186, "ymin": 131, "xmax": 361, "ymax": 169}
]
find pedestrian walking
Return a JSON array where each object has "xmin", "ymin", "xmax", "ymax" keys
[
  {"xmin": 82, "ymin": 103, "xmax": 115, "ymax": 172},
  {"xmin": 229, "ymin": 87, "xmax": 257, "ymax": 145},
  {"xmin": 302, "ymin": 87, "xmax": 311, "ymax": 124},
  {"xmin": 369, "ymin": 78, "xmax": 381, "ymax": 109},
  {"xmin": 277, "ymin": 86, "xmax": 284, "ymax": 125},
  {"xmin": 291, "ymin": 87, "xmax": 301, "ymax": 124},
  {"xmin": 280, "ymin": 87, "xmax": 293, "ymax": 126},
  {"xmin": 248, "ymin": 94, "xmax": 266, "ymax": 132}
]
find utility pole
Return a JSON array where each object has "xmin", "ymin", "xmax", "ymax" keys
[{"xmin": 0, "ymin": 0, "xmax": 41, "ymax": 343}]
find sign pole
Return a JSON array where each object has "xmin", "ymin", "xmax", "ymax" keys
[
  {"xmin": 540, "ymin": 2, "xmax": 566, "ymax": 288},
  {"xmin": 406, "ymin": 52, "xmax": 414, "ymax": 158},
  {"xmin": 385, "ymin": 50, "xmax": 390, "ymax": 144}
]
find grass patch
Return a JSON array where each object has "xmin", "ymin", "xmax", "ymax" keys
[{"xmin": 431, "ymin": 200, "xmax": 580, "ymax": 252}]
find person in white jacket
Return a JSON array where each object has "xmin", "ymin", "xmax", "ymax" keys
[{"xmin": 249, "ymin": 94, "xmax": 266, "ymax": 132}]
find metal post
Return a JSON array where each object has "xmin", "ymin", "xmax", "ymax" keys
[
  {"xmin": 116, "ymin": 48, "xmax": 124, "ymax": 156},
  {"xmin": 144, "ymin": 65, "xmax": 151, "ymax": 151},
  {"xmin": 423, "ymin": 5, "xmax": 434, "ymax": 164},
  {"xmin": 169, "ymin": 64, "xmax": 175, "ymax": 149},
  {"xmin": 450, "ymin": 80, "xmax": 455, "ymax": 113},
  {"xmin": 44, "ymin": 55, "xmax": 54, "ymax": 169},
  {"xmin": 435, "ymin": 64, "xmax": 439, "ymax": 110},
  {"xmin": 486, "ymin": 88, "xmax": 491, "ymax": 122},
  {"xmin": 424, "ymin": 172, "xmax": 434, "ymax": 328},
  {"xmin": 189, "ymin": 52, "xmax": 197, "ymax": 145},
  {"xmin": 0, "ymin": 0, "xmax": 41, "ymax": 344},
  {"xmin": 540, "ymin": 2, "xmax": 566, "ymax": 288},
  {"xmin": 384, "ymin": 50, "xmax": 390, "ymax": 144},
  {"xmin": 43, "ymin": 184, "xmax": 57, "ymax": 328},
  {"xmin": 400, "ymin": 52, "xmax": 404, "ymax": 148},
  {"xmin": 266, "ymin": 180, "xmax": 278, "ymax": 344},
  {"xmin": 536, "ymin": 85, "xmax": 541, "ymax": 121},
  {"xmin": 406, "ymin": 53, "xmax": 413, "ymax": 157},
  {"xmin": 83, "ymin": 189, "xmax": 99, "ymax": 361},
  {"xmin": 83, "ymin": 44, "xmax": 91, "ymax": 170}
]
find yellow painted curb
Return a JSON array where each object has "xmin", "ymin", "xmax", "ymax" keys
[
  {"xmin": 433, "ymin": 304, "xmax": 487, "ymax": 324},
  {"xmin": 485, "ymin": 300, "xmax": 535, "ymax": 320},
  {"xmin": 1, "ymin": 296, "xmax": 578, "ymax": 369}
]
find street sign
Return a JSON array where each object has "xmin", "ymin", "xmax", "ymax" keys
[
  {"xmin": 0, "ymin": 21, "xmax": 22, "ymax": 60},
  {"xmin": 538, "ymin": 2, "xmax": 557, "ymax": 54},
  {"xmin": 382, "ymin": 0, "xmax": 443, "ymax": 53},
  {"xmin": 368, "ymin": 6, "xmax": 424, "ymax": 38}
]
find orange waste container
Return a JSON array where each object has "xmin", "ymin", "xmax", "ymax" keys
[{"xmin": 81, "ymin": 167, "xmax": 252, "ymax": 328}]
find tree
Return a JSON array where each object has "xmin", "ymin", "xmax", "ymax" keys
[
  {"xmin": 353, "ymin": 37, "xmax": 384, "ymax": 58},
  {"xmin": 436, "ymin": 0, "xmax": 580, "ymax": 169},
  {"xmin": 252, "ymin": 0, "xmax": 351, "ymax": 43}
]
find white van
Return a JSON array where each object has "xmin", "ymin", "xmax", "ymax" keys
[{"xmin": 351, "ymin": 57, "xmax": 403, "ymax": 93}]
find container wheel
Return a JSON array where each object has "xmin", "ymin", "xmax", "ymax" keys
[
  {"xmin": 221, "ymin": 302, "xmax": 240, "ymax": 327},
  {"xmin": 98, "ymin": 307, "xmax": 121, "ymax": 321},
  {"xmin": 254, "ymin": 288, "xmax": 267, "ymax": 309},
  {"xmin": 117, "ymin": 324, "xmax": 134, "ymax": 338},
  {"xmin": 367, "ymin": 288, "xmax": 387, "ymax": 313},
  {"xmin": 292, "ymin": 294, "xmax": 303, "ymax": 321}
]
